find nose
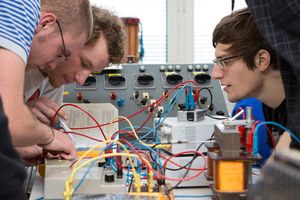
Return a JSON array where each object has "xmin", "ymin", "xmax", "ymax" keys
[
  {"xmin": 211, "ymin": 64, "xmax": 223, "ymax": 80},
  {"xmin": 74, "ymin": 70, "xmax": 91, "ymax": 85}
]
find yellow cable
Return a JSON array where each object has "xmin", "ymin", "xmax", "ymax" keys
[
  {"xmin": 64, "ymin": 152, "xmax": 153, "ymax": 199},
  {"xmin": 110, "ymin": 116, "xmax": 171, "ymax": 149},
  {"xmin": 72, "ymin": 140, "xmax": 133, "ymax": 173},
  {"xmin": 66, "ymin": 140, "xmax": 136, "ymax": 199},
  {"xmin": 148, "ymin": 171, "xmax": 154, "ymax": 192}
]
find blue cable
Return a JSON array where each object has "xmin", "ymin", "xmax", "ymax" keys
[
  {"xmin": 253, "ymin": 121, "xmax": 300, "ymax": 156},
  {"xmin": 74, "ymin": 143, "xmax": 115, "ymax": 191},
  {"xmin": 75, "ymin": 84, "xmax": 187, "ymax": 192},
  {"xmin": 121, "ymin": 126, "xmax": 152, "ymax": 132},
  {"xmin": 133, "ymin": 86, "xmax": 185, "ymax": 143}
]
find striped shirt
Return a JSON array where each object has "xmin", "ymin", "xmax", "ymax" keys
[{"xmin": 0, "ymin": 0, "xmax": 40, "ymax": 65}]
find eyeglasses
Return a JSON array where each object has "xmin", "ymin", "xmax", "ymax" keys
[
  {"xmin": 56, "ymin": 20, "xmax": 70, "ymax": 61},
  {"xmin": 212, "ymin": 55, "xmax": 243, "ymax": 69}
]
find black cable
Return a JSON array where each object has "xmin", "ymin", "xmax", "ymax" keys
[
  {"xmin": 205, "ymin": 114, "xmax": 228, "ymax": 120},
  {"xmin": 172, "ymin": 142, "xmax": 205, "ymax": 188},
  {"xmin": 166, "ymin": 135, "xmax": 215, "ymax": 196},
  {"xmin": 151, "ymin": 145, "xmax": 205, "ymax": 172},
  {"xmin": 128, "ymin": 175, "xmax": 133, "ymax": 192},
  {"xmin": 198, "ymin": 87, "xmax": 213, "ymax": 113},
  {"xmin": 198, "ymin": 87, "xmax": 228, "ymax": 120}
]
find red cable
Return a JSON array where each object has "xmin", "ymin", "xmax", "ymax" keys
[
  {"xmin": 53, "ymin": 103, "xmax": 107, "ymax": 140},
  {"xmin": 70, "ymin": 80, "xmax": 200, "ymax": 131}
]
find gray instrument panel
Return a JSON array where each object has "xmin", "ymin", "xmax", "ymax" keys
[{"xmin": 63, "ymin": 63, "xmax": 228, "ymax": 131}]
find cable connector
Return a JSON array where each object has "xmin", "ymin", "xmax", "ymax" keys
[
  {"xmin": 147, "ymin": 172, "xmax": 154, "ymax": 192},
  {"xmin": 59, "ymin": 117, "xmax": 76, "ymax": 144},
  {"xmin": 133, "ymin": 174, "xmax": 141, "ymax": 192}
]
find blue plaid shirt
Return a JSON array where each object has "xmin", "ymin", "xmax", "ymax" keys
[{"xmin": 246, "ymin": 0, "xmax": 300, "ymax": 149}]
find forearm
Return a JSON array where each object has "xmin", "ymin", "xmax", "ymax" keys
[
  {"xmin": 0, "ymin": 49, "xmax": 52, "ymax": 147},
  {"xmin": 8, "ymin": 102, "xmax": 53, "ymax": 147}
]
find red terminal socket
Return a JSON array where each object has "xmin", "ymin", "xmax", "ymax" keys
[
  {"xmin": 110, "ymin": 91, "xmax": 117, "ymax": 100},
  {"xmin": 76, "ymin": 92, "xmax": 84, "ymax": 101}
]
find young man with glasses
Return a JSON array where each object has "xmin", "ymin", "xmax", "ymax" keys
[
  {"xmin": 211, "ymin": 8, "xmax": 290, "ymax": 164},
  {"xmin": 0, "ymin": 0, "xmax": 93, "ymax": 163},
  {"xmin": 18, "ymin": 6, "xmax": 126, "ymax": 164}
]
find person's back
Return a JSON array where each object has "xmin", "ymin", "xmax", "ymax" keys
[
  {"xmin": 246, "ymin": 0, "xmax": 300, "ymax": 151},
  {"xmin": 0, "ymin": 97, "xmax": 26, "ymax": 200}
]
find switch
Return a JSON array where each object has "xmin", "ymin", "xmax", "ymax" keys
[
  {"xmin": 134, "ymin": 91, "xmax": 139, "ymax": 99},
  {"xmin": 150, "ymin": 99, "xmax": 156, "ymax": 106},
  {"xmin": 143, "ymin": 92, "xmax": 149, "ymax": 99},
  {"xmin": 163, "ymin": 90, "xmax": 169, "ymax": 98},
  {"xmin": 140, "ymin": 98, "xmax": 148, "ymax": 106}
]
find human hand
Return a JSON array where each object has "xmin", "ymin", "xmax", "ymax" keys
[
  {"xmin": 16, "ymin": 145, "xmax": 44, "ymax": 166},
  {"xmin": 26, "ymin": 96, "xmax": 67, "ymax": 125},
  {"xmin": 16, "ymin": 145, "xmax": 64, "ymax": 166},
  {"xmin": 40, "ymin": 129, "xmax": 76, "ymax": 160}
]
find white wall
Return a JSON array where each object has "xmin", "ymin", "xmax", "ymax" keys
[{"xmin": 167, "ymin": 0, "xmax": 194, "ymax": 63}]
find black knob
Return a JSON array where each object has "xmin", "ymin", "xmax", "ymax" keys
[
  {"xmin": 105, "ymin": 173, "xmax": 115, "ymax": 183},
  {"xmin": 108, "ymin": 75, "xmax": 125, "ymax": 85},
  {"xmin": 166, "ymin": 74, "xmax": 183, "ymax": 85},
  {"xmin": 137, "ymin": 74, "xmax": 154, "ymax": 85},
  {"xmin": 200, "ymin": 97, "xmax": 208, "ymax": 104},
  {"xmin": 216, "ymin": 111, "xmax": 225, "ymax": 116},
  {"xmin": 83, "ymin": 76, "xmax": 96, "ymax": 86},
  {"xmin": 194, "ymin": 73, "xmax": 211, "ymax": 84}
]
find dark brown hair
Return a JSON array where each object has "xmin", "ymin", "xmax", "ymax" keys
[
  {"xmin": 86, "ymin": 6, "xmax": 127, "ymax": 64},
  {"xmin": 213, "ymin": 8, "xmax": 278, "ymax": 70}
]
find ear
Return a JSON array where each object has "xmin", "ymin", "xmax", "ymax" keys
[
  {"xmin": 254, "ymin": 49, "xmax": 271, "ymax": 72},
  {"xmin": 35, "ymin": 12, "xmax": 57, "ymax": 34}
]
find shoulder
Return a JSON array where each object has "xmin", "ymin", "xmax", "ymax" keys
[
  {"xmin": 234, "ymin": 98, "xmax": 262, "ymax": 110},
  {"xmin": 0, "ymin": 0, "xmax": 40, "ymax": 65}
]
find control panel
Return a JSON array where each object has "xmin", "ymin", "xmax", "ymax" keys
[{"xmin": 63, "ymin": 64, "xmax": 228, "ymax": 131}]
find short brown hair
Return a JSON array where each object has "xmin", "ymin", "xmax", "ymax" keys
[
  {"xmin": 41, "ymin": 0, "xmax": 93, "ymax": 40},
  {"xmin": 86, "ymin": 6, "xmax": 127, "ymax": 64},
  {"xmin": 213, "ymin": 8, "xmax": 278, "ymax": 70}
]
